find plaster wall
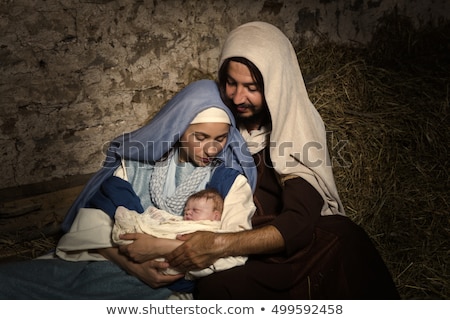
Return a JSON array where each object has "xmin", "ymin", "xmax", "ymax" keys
[{"xmin": 1, "ymin": 0, "xmax": 448, "ymax": 189}]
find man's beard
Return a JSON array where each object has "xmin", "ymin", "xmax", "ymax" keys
[
  {"xmin": 237, "ymin": 109, "xmax": 262, "ymax": 125},
  {"xmin": 232, "ymin": 103, "xmax": 269, "ymax": 129}
]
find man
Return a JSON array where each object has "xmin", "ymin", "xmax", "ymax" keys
[{"xmin": 167, "ymin": 21, "xmax": 399, "ymax": 299}]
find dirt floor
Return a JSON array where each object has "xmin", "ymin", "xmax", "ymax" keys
[{"xmin": 0, "ymin": 181, "xmax": 86, "ymax": 263}]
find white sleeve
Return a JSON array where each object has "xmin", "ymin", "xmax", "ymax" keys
[
  {"xmin": 56, "ymin": 208, "xmax": 114, "ymax": 261},
  {"xmin": 55, "ymin": 162, "xmax": 128, "ymax": 261},
  {"xmin": 219, "ymin": 174, "xmax": 256, "ymax": 232}
]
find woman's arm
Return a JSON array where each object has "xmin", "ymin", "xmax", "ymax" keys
[
  {"xmin": 120, "ymin": 174, "xmax": 256, "ymax": 266},
  {"xmin": 97, "ymin": 246, "xmax": 184, "ymax": 288},
  {"xmin": 118, "ymin": 233, "xmax": 182, "ymax": 263},
  {"xmin": 218, "ymin": 174, "xmax": 256, "ymax": 232}
]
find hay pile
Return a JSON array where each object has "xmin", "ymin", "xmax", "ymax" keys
[{"xmin": 297, "ymin": 13, "xmax": 449, "ymax": 299}]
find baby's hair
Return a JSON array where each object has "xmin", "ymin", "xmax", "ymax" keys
[{"xmin": 187, "ymin": 189, "xmax": 224, "ymax": 213}]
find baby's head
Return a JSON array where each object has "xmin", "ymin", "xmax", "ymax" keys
[{"xmin": 183, "ymin": 189, "xmax": 223, "ymax": 221}]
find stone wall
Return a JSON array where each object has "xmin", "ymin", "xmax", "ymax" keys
[{"xmin": 1, "ymin": 0, "xmax": 449, "ymax": 190}]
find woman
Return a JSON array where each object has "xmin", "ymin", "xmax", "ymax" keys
[{"xmin": 0, "ymin": 80, "xmax": 256, "ymax": 299}]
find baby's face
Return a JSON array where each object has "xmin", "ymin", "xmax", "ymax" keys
[{"xmin": 184, "ymin": 198, "xmax": 220, "ymax": 221}]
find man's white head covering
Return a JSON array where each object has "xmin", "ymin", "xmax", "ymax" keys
[
  {"xmin": 190, "ymin": 107, "xmax": 231, "ymax": 124},
  {"xmin": 219, "ymin": 21, "xmax": 344, "ymax": 216}
]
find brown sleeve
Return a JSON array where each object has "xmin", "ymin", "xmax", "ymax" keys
[{"xmin": 269, "ymin": 176, "xmax": 324, "ymax": 256}]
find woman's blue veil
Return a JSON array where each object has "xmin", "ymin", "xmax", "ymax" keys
[{"xmin": 61, "ymin": 80, "xmax": 256, "ymax": 232}]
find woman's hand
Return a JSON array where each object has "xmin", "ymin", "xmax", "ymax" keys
[
  {"xmin": 98, "ymin": 247, "xmax": 183, "ymax": 288},
  {"xmin": 128, "ymin": 259, "xmax": 184, "ymax": 288},
  {"xmin": 165, "ymin": 231, "xmax": 224, "ymax": 272},
  {"xmin": 119, "ymin": 233, "xmax": 182, "ymax": 263}
]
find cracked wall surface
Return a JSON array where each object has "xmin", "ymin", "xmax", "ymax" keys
[{"xmin": 1, "ymin": 0, "xmax": 449, "ymax": 189}]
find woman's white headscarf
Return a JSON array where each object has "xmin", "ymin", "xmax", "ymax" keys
[{"xmin": 219, "ymin": 21, "xmax": 344, "ymax": 216}]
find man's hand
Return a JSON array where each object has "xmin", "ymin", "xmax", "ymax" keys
[
  {"xmin": 166, "ymin": 226, "xmax": 285, "ymax": 272},
  {"xmin": 165, "ymin": 231, "xmax": 224, "ymax": 272}
]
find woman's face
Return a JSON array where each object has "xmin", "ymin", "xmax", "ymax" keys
[{"xmin": 179, "ymin": 122, "xmax": 229, "ymax": 167}]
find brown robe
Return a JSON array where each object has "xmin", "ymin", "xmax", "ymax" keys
[{"xmin": 195, "ymin": 147, "xmax": 400, "ymax": 299}]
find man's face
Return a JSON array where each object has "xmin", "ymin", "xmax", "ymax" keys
[{"xmin": 224, "ymin": 61, "xmax": 264, "ymax": 122}]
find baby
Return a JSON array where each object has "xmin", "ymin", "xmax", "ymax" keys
[{"xmin": 112, "ymin": 189, "xmax": 231, "ymax": 277}]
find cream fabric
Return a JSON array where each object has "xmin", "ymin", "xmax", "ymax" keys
[
  {"xmin": 220, "ymin": 21, "xmax": 344, "ymax": 216},
  {"xmin": 239, "ymin": 125, "xmax": 270, "ymax": 155},
  {"xmin": 190, "ymin": 107, "xmax": 231, "ymax": 124},
  {"xmin": 112, "ymin": 206, "xmax": 221, "ymax": 245}
]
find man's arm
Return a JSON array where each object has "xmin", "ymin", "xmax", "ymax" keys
[
  {"xmin": 166, "ymin": 225, "xmax": 284, "ymax": 272},
  {"xmin": 218, "ymin": 225, "xmax": 285, "ymax": 256},
  {"xmin": 166, "ymin": 177, "xmax": 324, "ymax": 272}
]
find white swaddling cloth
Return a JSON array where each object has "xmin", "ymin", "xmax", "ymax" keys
[{"xmin": 112, "ymin": 206, "xmax": 236, "ymax": 278}]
